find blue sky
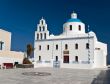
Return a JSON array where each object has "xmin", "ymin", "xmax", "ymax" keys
[{"xmin": 0, "ymin": 0, "xmax": 110, "ymax": 63}]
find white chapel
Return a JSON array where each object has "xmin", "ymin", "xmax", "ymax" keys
[{"xmin": 34, "ymin": 12, "xmax": 107, "ymax": 69}]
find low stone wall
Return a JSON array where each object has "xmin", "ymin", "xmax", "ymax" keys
[{"xmin": 16, "ymin": 64, "xmax": 34, "ymax": 68}]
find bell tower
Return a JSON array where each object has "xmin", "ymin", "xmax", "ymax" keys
[{"xmin": 35, "ymin": 17, "xmax": 49, "ymax": 40}]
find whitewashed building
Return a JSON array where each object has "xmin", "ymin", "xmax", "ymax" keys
[
  {"xmin": 0, "ymin": 29, "xmax": 24, "ymax": 67},
  {"xmin": 34, "ymin": 12, "xmax": 107, "ymax": 69}
]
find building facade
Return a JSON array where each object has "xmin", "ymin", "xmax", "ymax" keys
[
  {"xmin": 34, "ymin": 12, "xmax": 107, "ymax": 69},
  {"xmin": 0, "ymin": 29, "xmax": 24, "ymax": 67}
]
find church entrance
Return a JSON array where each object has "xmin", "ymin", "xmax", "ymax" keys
[{"xmin": 63, "ymin": 56, "xmax": 69, "ymax": 63}]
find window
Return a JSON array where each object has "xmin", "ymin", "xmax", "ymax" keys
[
  {"xmin": 75, "ymin": 43, "xmax": 78, "ymax": 49},
  {"xmin": 75, "ymin": 56, "xmax": 78, "ymax": 62},
  {"xmin": 0, "ymin": 41, "xmax": 4, "ymax": 50},
  {"xmin": 43, "ymin": 26, "xmax": 45, "ymax": 31},
  {"xmin": 70, "ymin": 25, "xmax": 72, "ymax": 30},
  {"xmin": 55, "ymin": 56, "xmax": 58, "ymax": 61},
  {"xmin": 47, "ymin": 45, "xmax": 49, "ymax": 50},
  {"xmin": 37, "ymin": 33, "xmax": 39, "ymax": 40},
  {"xmin": 65, "ymin": 44, "xmax": 68, "ymax": 50},
  {"xmin": 95, "ymin": 48, "xmax": 100, "ymax": 50},
  {"xmin": 63, "ymin": 51, "xmax": 69, "ymax": 54},
  {"xmin": 56, "ymin": 45, "xmax": 58, "ymax": 50},
  {"xmin": 39, "ymin": 56, "xmax": 41, "ymax": 61},
  {"xmin": 78, "ymin": 25, "xmax": 81, "ymax": 31},
  {"xmin": 86, "ymin": 43, "xmax": 89, "ymax": 49},
  {"xmin": 39, "ymin": 45, "xmax": 41, "ymax": 50},
  {"xmin": 41, "ymin": 20, "xmax": 43, "ymax": 24},
  {"xmin": 39, "ymin": 26, "xmax": 41, "ymax": 31},
  {"xmin": 44, "ymin": 33, "xmax": 46, "ymax": 39},
  {"xmin": 40, "ymin": 33, "xmax": 42, "ymax": 39}
]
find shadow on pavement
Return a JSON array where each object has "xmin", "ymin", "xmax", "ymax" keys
[{"xmin": 91, "ymin": 69, "xmax": 110, "ymax": 84}]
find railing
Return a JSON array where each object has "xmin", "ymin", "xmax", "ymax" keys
[
  {"xmin": 71, "ymin": 61, "xmax": 90, "ymax": 64},
  {"xmin": 45, "ymin": 61, "xmax": 51, "ymax": 63},
  {"xmin": 36, "ymin": 60, "xmax": 90, "ymax": 64},
  {"xmin": 81, "ymin": 61, "xmax": 90, "ymax": 64},
  {"xmin": 72, "ymin": 61, "xmax": 79, "ymax": 64},
  {"xmin": 36, "ymin": 60, "xmax": 51, "ymax": 63},
  {"xmin": 36, "ymin": 61, "xmax": 42, "ymax": 63}
]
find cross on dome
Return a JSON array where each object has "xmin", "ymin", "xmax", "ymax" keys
[{"xmin": 71, "ymin": 11, "xmax": 77, "ymax": 19}]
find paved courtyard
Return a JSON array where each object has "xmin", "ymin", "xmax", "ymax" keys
[{"xmin": 0, "ymin": 68, "xmax": 109, "ymax": 84}]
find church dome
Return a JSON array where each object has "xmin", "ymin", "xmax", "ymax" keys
[
  {"xmin": 67, "ymin": 18, "xmax": 81, "ymax": 22},
  {"xmin": 63, "ymin": 11, "xmax": 85, "ymax": 35}
]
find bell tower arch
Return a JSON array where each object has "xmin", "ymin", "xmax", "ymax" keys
[{"xmin": 35, "ymin": 17, "xmax": 49, "ymax": 40}]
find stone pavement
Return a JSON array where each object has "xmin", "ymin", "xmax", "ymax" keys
[{"xmin": 0, "ymin": 68, "xmax": 106, "ymax": 84}]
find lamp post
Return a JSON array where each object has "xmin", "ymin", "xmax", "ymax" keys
[{"xmin": 88, "ymin": 25, "xmax": 90, "ymax": 64}]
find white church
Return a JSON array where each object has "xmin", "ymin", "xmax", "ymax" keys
[{"xmin": 34, "ymin": 12, "xmax": 107, "ymax": 69}]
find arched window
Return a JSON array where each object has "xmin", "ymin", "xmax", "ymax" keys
[
  {"xmin": 39, "ymin": 45, "xmax": 41, "ymax": 50},
  {"xmin": 75, "ymin": 43, "xmax": 78, "ymax": 49},
  {"xmin": 39, "ymin": 26, "xmax": 41, "ymax": 31},
  {"xmin": 55, "ymin": 56, "xmax": 58, "ymax": 61},
  {"xmin": 43, "ymin": 26, "xmax": 45, "ymax": 31},
  {"xmin": 41, "ymin": 20, "xmax": 43, "ymax": 24},
  {"xmin": 0, "ymin": 41, "xmax": 4, "ymax": 50},
  {"xmin": 39, "ymin": 56, "xmax": 41, "ymax": 61},
  {"xmin": 75, "ymin": 56, "xmax": 78, "ymax": 62},
  {"xmin": 65, "ymin": 44, "xmax": 68, "ymax": 50},
  {"xmin": 86, "ymin": 43, "xmax": 89, "ymax": 49},
  {"xmin": 44, "ymin": 33, "xmax": 46, "ymax": 39},
  {"xmin": 70, "ymin": 25, "xmax": 72, "ymax": 30},
  {"xmin": 78, "ymin": 25, "xmax": 81, "ymax": 31},
  {"xmin": 40, "ymin": 33, "xmax": 42, "ymax": 39},
  {"xmin": 47, "ymin": 45, "xmax": 49, "ymax": 50},
  {"xmin": 37, "ymin": 33, "xmax": 39, "ymax": 40},
  {"xmin": 56, "ymin": 44, "xmax": 58, "ymax": 50}
]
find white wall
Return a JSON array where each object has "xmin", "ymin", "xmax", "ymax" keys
[
  {"xmin": 94, "ymin": 50, "xmax": 107, "ymax": 68},
  {"xmin": 0, "ymin": 29, "xmax": 11, "ymax": 50},
  {"xmin": 93, "ymin": 41, "xmax": 107, "ymax": 68},
  {"xmin": 0, "ymin": 50, "xmax": 24, "ymax": 65},
  {"xmin": 34, "ymin": 37, "xmax": 94, "ymax": 69}
]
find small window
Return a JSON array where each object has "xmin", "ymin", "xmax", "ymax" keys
[
  {"xmin": 75, "ymin": 43, "xmax": 78, "ymax": 49},
  {"xmin": 39, "ymin": 56, "xmax": 41, "ymax": 61},
  {"xmin": 65, "ymin": 44, "xmax": 68, "ymax": 50},
  {"xmin": 63, "ymin": 51, "xmax": 69, "ymax": 54},
  {"xmin": 75, "ymin": 56, "xmax": 78, "ymax": 62},
  {"xmin": 86, "ymin": 43, "xmax": 89, "ymax": 49},
  {"xmin": 56, "ymin": 45, "xmax": 58, "ymax": 50},
  {"xmin": 37, "ymin": 33, "xmax": 39, "ymax": 40},
  {"xmin": 39, "ymin": 26, "xmax": 41, "ymax": 31},
  {"xmin": 40, "ymin": 33, "xmax": 42, "ymax": 39},
  {"xmin": 47, "ymin": 45, "xmax": 49, "ymax": 50},
  {"xmin": 44, "ymin": 33, "xmax": 46, "ymax": 39},
  {"xmin": 39, "ymin": 45, "xmax": 41, "ymax": 50},
  {"xmin": 70, "ymin": 25, "xmax": 72, "ymax": 30},
  {"xmin": 78, "ymin": 25, "xmax": 81, "ymax": 31}
]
